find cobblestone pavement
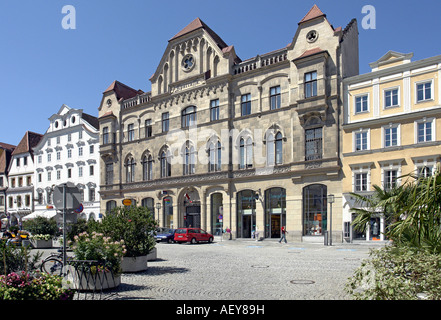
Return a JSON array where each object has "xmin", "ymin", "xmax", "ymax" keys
[{"xmin": 105, "ymin": 239, "xmax": 384, "ymax": 301}]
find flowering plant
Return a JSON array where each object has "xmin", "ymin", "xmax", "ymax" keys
[
  {"xmin": 29, "ymin": 234, "xmax": 52, "ymax": 241},
  {"xmin": 0, "ymin": 271, "xmax": 73, "ymax": 300},
  {"xmin": 69, "ymin": 231, "xmax": 126, "ymax": 275}
]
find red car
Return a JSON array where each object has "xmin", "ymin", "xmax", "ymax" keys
[{"xmin": 174, "ymin": 228, "xmax": 214, "ymax": 244}]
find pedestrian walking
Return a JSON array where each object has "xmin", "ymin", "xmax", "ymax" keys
[{"xmin": 279, "ymin": 226, "xmax": 287, "ymax": 243}]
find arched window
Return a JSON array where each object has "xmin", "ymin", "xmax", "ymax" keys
[
  {"xmin": 106, "ymin": 200, "xmax": 117, "ymax": 215},
  {"xmin": 240, "ymin": 137, "xmax": 253, "ymax": 169},
  {"xmin": 182, "ymin": 106, "xmax": 197, "ymax": 128},
  {"xmin": 267, "ymin": 133, "xmax": 275, "ymax": 166},
  {"xmin": 303, "ymin": 184, "xmax": 327, "ymax": 236},
  {"xmin": 209, "ymin": 141, "xmax": 221, "ymax": 172},
  {"xmin": 183, "ymin": 144, "xmax": 196, "ymax": 175},
  {"xmin": 275, "ymin": 132, "xmax": 283, "ymax": 165},
  {"xmin": 141, "ymin": 197, "xmax": 155, "ymax": 219},
  {"xmin": 125, "ymin": 156, "xmax": 135, "ymax": 183},
  {"xmin": 142, "ymin": 154, "xmax": 153, "ymax": 181},
  {"xmin": 160, "ymin": 150, "xmax": 171, "ymax": 178},
  {"xmin": 265, "ymin": 188, "xmax": 286, "ymax": 238},
  {"xmin": 267, "ymin": 131, "xmax": 283, "ymax": 166}
]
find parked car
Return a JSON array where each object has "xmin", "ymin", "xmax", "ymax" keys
[
  {"xmin": 174, "ymin": 228, "xmax": 214, "ymax": 244},
  {"xmin": 155, "ymin": 228, "xmax": 176, "ymax": 243}
]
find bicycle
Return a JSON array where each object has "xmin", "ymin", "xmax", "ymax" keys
[{"xmin": 40, "ymin": 249, "xmax": 68, "ymax": 276}]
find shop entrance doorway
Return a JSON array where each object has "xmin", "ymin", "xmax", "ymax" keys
[
  {"xmin": 185, "ymin": 206, "xmax": 201, "ymax": 228},
  {"xmin": 241, "ymin": 214, "xmax": 255, "ymax": 238}
]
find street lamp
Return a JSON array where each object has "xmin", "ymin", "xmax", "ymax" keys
[
  {"xmin": 156, "ymin": 203, "xmax": 161, "ymax": 223},
  {"xmin": 327, "ymin": 194, "xmax": 335, "ymax": 246}
]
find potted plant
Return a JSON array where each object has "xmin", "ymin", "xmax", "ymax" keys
[
  {"xmin": 92, "ymin": 206, "xmax": 157, "ymax": 272},
  {"xmin": 68, "ymin": 231, "xmax": 126, "ymax": 290},
  {"xmin": 23, "ymin": 217, "xmax": 58, "ymax": 248},
  {"xmin": 29, "ymin": 234, "xmax": 52, "ymax": 249}
]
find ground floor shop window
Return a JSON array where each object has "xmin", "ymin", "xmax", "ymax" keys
[
  {"xmin": 265, "ymin": 188, "xmax": 286, "ymax": 238},
  {"xmin": 351, "ymin": 214, "xmax": 384, "ymax": 241},
  {"xmin": 210, "ymin": 193, "xmax": 223, "ymax": 236},
  {"xmin": 303, "ymin": 184, "xmax": 327, "ymax": 236},
  {"xmin": 141, "ymin": 197, "xmax": 155, "ymax": 219},
  {"xmin": 163, "ymin": 197, "xmax": 173, "ymax": 228},
  {"xmin": 237, "ymin": 190, "xmax": 256, "ymax": 238}
]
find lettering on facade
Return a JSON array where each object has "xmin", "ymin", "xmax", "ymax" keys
[{"xmin": 170, "ymin": 78, "xmax": 206, "ymax": 94}]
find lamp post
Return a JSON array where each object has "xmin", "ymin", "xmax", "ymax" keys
[
  {"xmin": 156, "ymin": 203, "xmax": 161, "ymax": 224},
  {"xmin": 327, "ymin": 194, "xmax": 335, "ymax": 246}
]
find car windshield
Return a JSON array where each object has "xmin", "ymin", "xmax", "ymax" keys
[
  {"xmin": 157, "ymin": 228, "xmax": 172, "ymax": 234},
  {"xmin": 175, "ymin": 229, "xmax": 187, "ymax": 234}
]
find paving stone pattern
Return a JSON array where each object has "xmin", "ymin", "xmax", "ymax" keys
[{"xmin": 110, "ymin": 240, "xmax": 383, "ymax": 300}]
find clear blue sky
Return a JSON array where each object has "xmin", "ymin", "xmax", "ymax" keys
[{"xmin": 1, "ymin": 0, "xmax": 440, "ymax": 146}]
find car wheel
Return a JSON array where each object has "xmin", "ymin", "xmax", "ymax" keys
[
  {"xmin": 168, "ymin": 238, "xmax": 172, "ymax": 244},
  {"xmin": 208, "ymin": 237, "xmax": 213, "ymax": 243},
  {"xmin": 190, "ymin": 237, "xmax": 197, "ymax": 244}
]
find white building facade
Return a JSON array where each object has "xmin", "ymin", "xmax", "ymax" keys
[
  {"xmin": 6, "ymin": 131, "xmax": 43, "ymax": 226},
  {"xmin": 32, "ymin": 105, "xmax": 101, "ymax": 221}
]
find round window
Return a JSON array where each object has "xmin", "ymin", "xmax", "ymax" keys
[
  {"xmin": 306, "ymin": 30, "xmax": 318, "ymax": 43},
  {"xmin": 71, "ymin": 116, "xmax": 75, "ymax": 124},
  {"xmin": 182, "ymin": 54, "xmax": 195, "ymax": 72}
]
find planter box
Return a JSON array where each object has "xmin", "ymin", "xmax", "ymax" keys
[
  {"xmin": 30, "ymin": 239, "xmax": 52, "ymax": 249},
  {"xmin": 67, "ymin": 272, "xmax": 121, "ymax": 291},
  {"xmin": 147, "ymin": 247, "xmax": 157, "ymax": 261},
  {"xmin": 22, "ymin": 240, "xmax": 31, "ymax": 248},
  {"xmin": 121, "ymin": 255, "xmax": 148, "ymax": 273}
]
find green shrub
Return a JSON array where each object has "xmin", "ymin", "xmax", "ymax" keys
[
  {"xmin": 0, "ymin": 241, "xmax": 42, "ymax": 276},
  {"xmin": 346, "ymin": 245, "xmax": 441, "ymax": 300},
  {"xmin": 22, "ymin": 217, "xmax": 58, "ymax": 237},
  {"xmin": 90, "ymin": 206, "xmax": 157, "ymax": 257}
]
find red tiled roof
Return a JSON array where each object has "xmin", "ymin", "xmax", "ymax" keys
[
  {"xmin": 0, "ymin": 142, "xmax": 15, "ymax": 151},
  {"xmin": 99, "ymin": 111, "xmax": 116, "ymax": 119},
  {"xmin": 169, "ymin": 18, "xmax": 229, "ymax": 50},
  {"xmin": 296, "ymin": 48, "xmax": 326, "ymax": 59},
  {"xmin": 170, "ymin": 18, "xmax": 205, "ymax": 41},
  {"xmin": 103, "ymin": 80, "xmax": 142, "ymax": 101},
  {"xmin": 12, "ymin": 131, "xmax": 43, "ymax": 156},
  {"xmin": 299, "ymin": 4, "xmax": 326, "ymax": 24}
]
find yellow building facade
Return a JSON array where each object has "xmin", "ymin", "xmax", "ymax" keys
[{"xmin": 342, "ymin": 51, "xmax": 441, "ymax": 241}]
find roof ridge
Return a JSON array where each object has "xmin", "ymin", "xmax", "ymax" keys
[{"xmin": 299, "ymin": 4, "xmax": 326, "ymax": 24}]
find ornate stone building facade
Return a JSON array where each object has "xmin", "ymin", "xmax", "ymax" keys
[{"xmin": 98, "ymin": 5, "xmax": 359, "ymax": 242}]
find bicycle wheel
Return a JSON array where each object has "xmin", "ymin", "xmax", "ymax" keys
[{"xmin": 41, "ymin": 258, "xmax": 63, "ymax": 276}]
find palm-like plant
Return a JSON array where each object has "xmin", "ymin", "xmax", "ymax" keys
[{"xmin": 350, "ymin": 170, "xmax": 441, "ymax": 253}]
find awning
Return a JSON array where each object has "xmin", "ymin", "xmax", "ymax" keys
[{"xmin": 22, "ymin": 210, "xmax": 58, "ymax": 221}]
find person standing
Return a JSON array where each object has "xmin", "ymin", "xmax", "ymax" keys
[{"xmin": 279, "ymin": 226, "xmax": 287, "ymax": 243}]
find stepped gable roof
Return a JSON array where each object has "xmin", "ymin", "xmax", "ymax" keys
[
  {"xmin": 169, "ymin": 17, "xmax": 229, "ymax": 50},
  {"xmin": 299, "ymin": 4, "xmax": 326, "ymax": 24},
  {"xmin": 12, "ymin": 131, "xmax": 43, "ymax": 156},
  {"xmin": 104, "ymin": 80, "xmax": 143, "ymax": 101}
]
